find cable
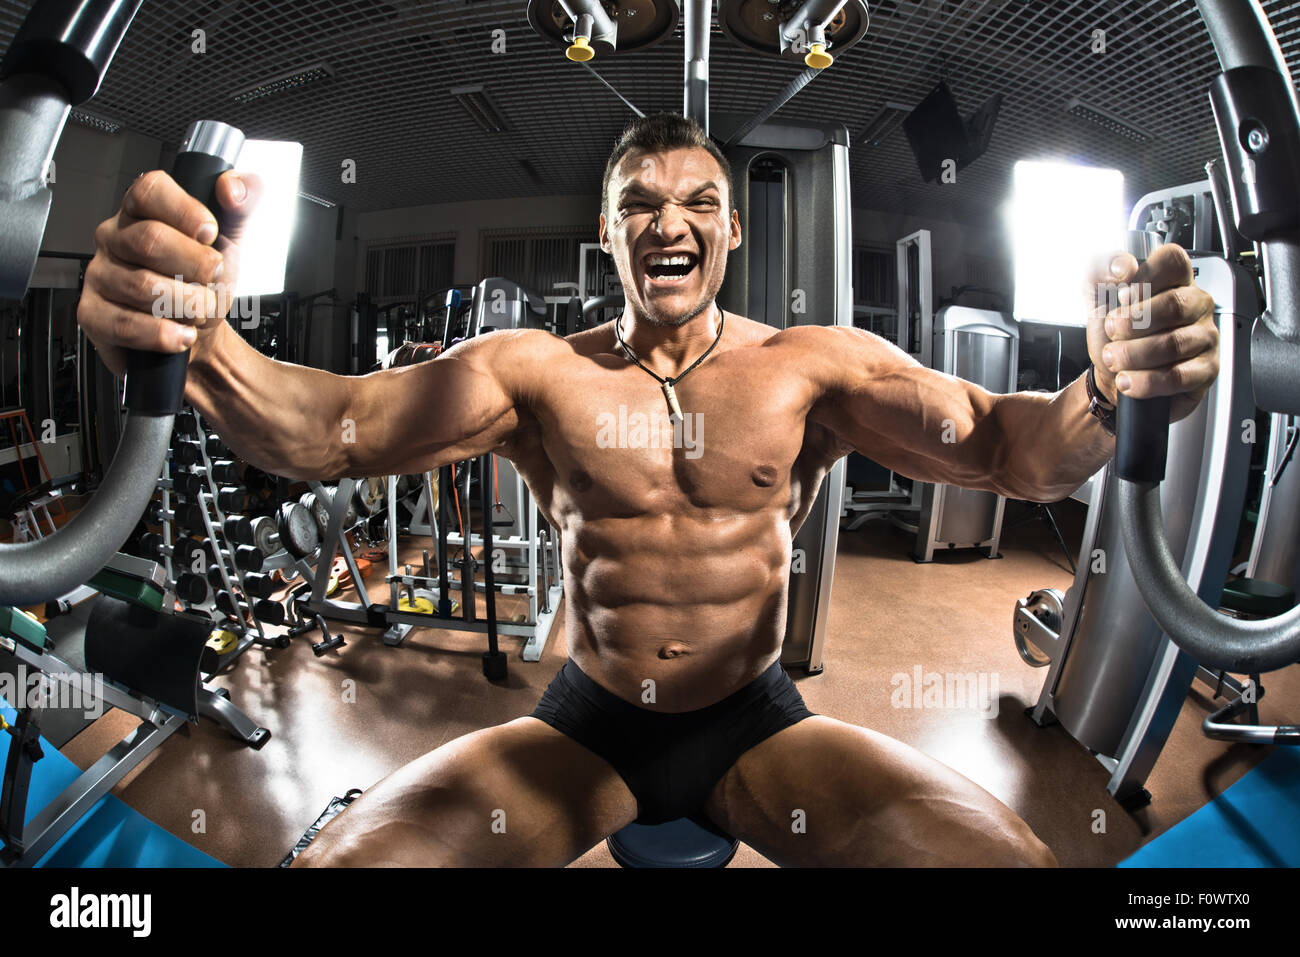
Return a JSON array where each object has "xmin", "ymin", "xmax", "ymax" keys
[
  {"xmin": 579, "ymin": 61, "xmax": 645, "ymax": 117},
  {"xmin": 1270, "ymin": 418, "xmax": 1298, "ymax": 487}
]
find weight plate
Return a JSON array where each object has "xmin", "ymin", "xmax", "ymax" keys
[
  {"xmin": 279, "ymin": 501, "xmax": 320, "ymax": 558},
  {"xmin": 311, "ymin": 489, "xmax": 332, "ymax": 537},
  {"xmin": 397, "ymin": 595, "xmax": 435, "ymax": 614},
  {"xmin": 1013, "ymin": 588, "xmax": 1063, "ymax": 668},
  {"xmin": 355, "ymin": 477, "xmax": 385, "ymax": 516},
  {"xmin": 207, "ymin": 629, "xmax": 238, "ymax": 655},
  {"xmin": 251, "ymin": 516, "xmax": 279, "ymax": 557}
]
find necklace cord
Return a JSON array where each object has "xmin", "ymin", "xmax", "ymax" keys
[{"xmin": 615, "ymin": 306, "xmax": 726, "ymax": 386}]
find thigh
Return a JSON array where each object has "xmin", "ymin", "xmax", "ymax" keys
[
  {"xmin": 294, "ymin": 717, "xmax": 639, "ymax": 867},
  {"xmin": 703, "ymin": 716, "xmax": 1056, "ymax": 867}
]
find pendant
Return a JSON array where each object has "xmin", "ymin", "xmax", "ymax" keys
[{"xmin": 661, "ymin": 379, "xmax": 683, "ymax": 424}]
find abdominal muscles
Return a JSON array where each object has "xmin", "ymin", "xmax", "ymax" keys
[{"xmin": 561, "ymin": 509, "xmax": 792, "ymax": 712}]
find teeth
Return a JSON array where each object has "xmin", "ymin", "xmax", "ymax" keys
[{"xmin": 647, "ymin": 254, "xmax": 695, "ymax": 267}]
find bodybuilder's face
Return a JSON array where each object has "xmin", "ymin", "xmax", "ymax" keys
[{"xmin": 600, "ymin": 147, "xmax": 742, "ymax": 327}]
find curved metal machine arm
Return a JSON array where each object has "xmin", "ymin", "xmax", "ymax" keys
[
  {"xmin": 1117, "ymin": 0, "xmax": 1300, "ymax": 672},
  {"xmin": 0, "ymin": 1, "xmax": 216, "ymax": 608}
]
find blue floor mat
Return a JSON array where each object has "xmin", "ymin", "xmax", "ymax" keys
[
  {"xmin": 1, "ymin": 696, "xmax": 224, "ymax": 867},
  {"xmin": 1119, "ymin": 747, "xmax": 1300, "ymax": 867}
]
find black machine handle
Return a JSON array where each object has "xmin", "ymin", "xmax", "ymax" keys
[
  {"xmin": 1114, "ymin": 0, "xmax": 1300, "ymax": 673},
  {"xmin": 0, "ymin": 0, "xmax": 245, "ymax": 608},
  {"xmin": 124, "ymin": 122, "xmax": 244, "ymax": 415}
]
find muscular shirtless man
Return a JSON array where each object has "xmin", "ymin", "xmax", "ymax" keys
[{"xmin": 77, "ymin": 113, "xmax": 1218, "ymax": 867}]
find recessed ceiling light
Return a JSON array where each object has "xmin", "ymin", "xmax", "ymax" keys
[
  {"xmin": 451, "ymin": 85, "xmax": 510, "ymax": 133},
  {"xmin": 233, "ymin": 63, "xmax": 334, "ymax": 103},
  {"xmin": 69, "ymin": 108, "xmax": 122, "ymax": 134}
]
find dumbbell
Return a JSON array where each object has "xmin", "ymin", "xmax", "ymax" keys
[
  {"xmin": 354, "ymin": 479, "xmax": 385, "ymax": 516},
  {"xmin": 205, "ymin": 433, "xmax": 228, "ymax": 458},
  {"xmin": 138, "ymin": 532, "xmax": 164, "ymax": 559},
  {"xmin": 223, "ymin": 514, "xmax": 254, "ymax": 545},
  {"xmin": 300, "ymin": 492, "xmax": 324, "ymax": 538},
  {"xmin": 233, "ymin": 545, "xmax": 264, "ymax": 573},
  {"xmin": 250, "ymin": 515, "xmax": 279, "ymax": 557},
  {"xmin": 217, "ymin": 487, "xmax": 245, "ymax": 511},
  {"xmin": 176, "ymin": 534, "xmax": 208, "ymax": 564},
  {"xmin": 243, "ymin": 573, "xmax": 275, "ymax": 600},
  {"xmin": 206, "ymin": 564, "xmax": 228, "ymax": 589},
  {"xmin": 140, "ymin": 533, "xmax": 203, "ymax": 567},
  {"xmin": 143, "ymin": 499, "xmax": 168, "ymax": 524},
  {"xmin": 252, "ymin": 503, "xmax": 319, "ymax": 559},
  {"xmin": 172, "ymin": 439, "xmax": 202, "ymax": 466},
  {"xmin": 174, "ymin": 572, "xmax": 209, "ymax": 605},
  {"xmin": 173, "ymin": 501, "xmax": 205, "ymax": 532},
  {"xmin": 252, "ymin": 599, "xmax": 286, "ymax": 625},
  {"xmin": 307, "ymin": 486, "xmax": 359, "ymax": 536},
  {"xmin": 173, "ymin": 471, "xmax": 203, "ymax": 499},
  {"xmin": 278, "ymin": 502, "xmax": 319, "ymax": 558},
  {"xmin": 211, "ymin": 460, "xmax": 240, "ymax": 484},
  {"xmin": 215, "ymin": 591, "xmax": 252, "ymax": 619},
  {"xmin": 174, "ymin": 409, "xmax": 200, "ymax": 437}
]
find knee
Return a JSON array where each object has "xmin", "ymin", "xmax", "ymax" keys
[
  {"xmin": 1015, "ymin": 834, "xmax": 1058, "ymax": 868},
  {"xmin": 995, "ymin": 822, "xmax": 1057, "ymax": 868}
]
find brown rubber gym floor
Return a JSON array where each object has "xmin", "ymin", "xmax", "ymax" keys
[{"xmin": 24, "ymin": 495, "xmax": 1300, "ymax": 867}]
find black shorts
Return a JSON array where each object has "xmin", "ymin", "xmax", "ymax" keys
[{"xmin": 530, "ymin": 657, "xmax": 815, "ymax": 825}]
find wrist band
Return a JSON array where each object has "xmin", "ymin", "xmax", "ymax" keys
[{"xmin": 1086, "ymin": 364, "xmax": 1117, "ymax": 436}]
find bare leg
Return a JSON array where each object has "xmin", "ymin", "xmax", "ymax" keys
[
  {"xmin": 704, "ymin": 716, "xmax": 1057, "ymax": 867},
  {"xmin": 294, "ymin": 717, "xmax": 638, "ymax": 867}
]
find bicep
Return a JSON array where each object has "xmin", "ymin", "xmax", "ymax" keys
[
  {"xmin": 808, "ymin": 328, "xmax": 1020, "ymax": 496},
  {"xmin": 343, "ymin": 335, "xmax": 520, "ymax": 477}
]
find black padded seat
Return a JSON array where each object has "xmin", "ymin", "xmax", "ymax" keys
[
  {"xmin": 1221, "ymin": 577, "xmax": 1297, "ymax": 618},
  {"xmin": 606, "ymin": 815, "xmax": 738, "ymax": 868}
]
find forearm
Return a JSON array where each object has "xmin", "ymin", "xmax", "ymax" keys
[
  {"xmin": 185, "ymin": 321, "xmax": 353, "ymax": 481},
  {"xmin": 1002, "ymin": 371, "xmax": 1116, "ymax": 502}
]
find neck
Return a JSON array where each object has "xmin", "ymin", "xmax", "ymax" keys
[{"xmin": 618, "ymin": 302, "xmax": 724, "ymax": 375}]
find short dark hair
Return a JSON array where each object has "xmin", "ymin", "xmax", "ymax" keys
[{"xmin": 600, "ymin": 112, "xmax": 734, "ymax": 219}]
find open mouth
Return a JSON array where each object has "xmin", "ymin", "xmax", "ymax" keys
[{"xmin": 643, "ymin": 252, "xmax": 699, "ymax": 284}]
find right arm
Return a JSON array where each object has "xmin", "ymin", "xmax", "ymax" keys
[
  {"xmin": 78, "ymin": 169, "xmax": 528, "ymax": 482},
  {"xmin": 185, "ymin": 322, "xmax": 528, "ymax": 481}
]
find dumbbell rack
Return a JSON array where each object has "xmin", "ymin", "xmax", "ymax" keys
[{"xmin": 143, "ymin": 408, "xmax": 279, "ymax": 670}]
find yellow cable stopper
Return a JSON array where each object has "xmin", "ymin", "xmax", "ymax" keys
[
  {"xmin": 805, "ymin": 42, "xmax": 833, "ymax": 69},
  {"xmin": 567, "ymin": 36, "xmax": 595, "ymax": 62}
]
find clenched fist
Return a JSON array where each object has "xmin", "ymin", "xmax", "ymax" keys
[
  {"xmin": 77, "ymin": 169, "xmax": 262, "ymax": 377},
  {"xmin": 1086, "ymin": 243, "xmax": 1219, "ymax": 424}
]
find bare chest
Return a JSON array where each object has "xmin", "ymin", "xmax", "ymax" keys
[{"xmin": 513, "ymin": 350, "xmax": 822, "ymax": 520}]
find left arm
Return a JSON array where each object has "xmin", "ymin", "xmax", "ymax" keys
[
  {"xmin": 801, "ymin": 327, "xmax": 1111, "ymax": 502},
  {"xmin": 803, "ymin": 244, "xmax": 1219, "ymax": 503}
]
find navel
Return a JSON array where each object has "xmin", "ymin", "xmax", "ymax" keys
[
  {"xmin": 752, "ymin": 465, "xmax": 779, "ymax": 487},
  {"xmin": 657, "ymin": 643, "xmax": 690, "ymax": 659}
]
